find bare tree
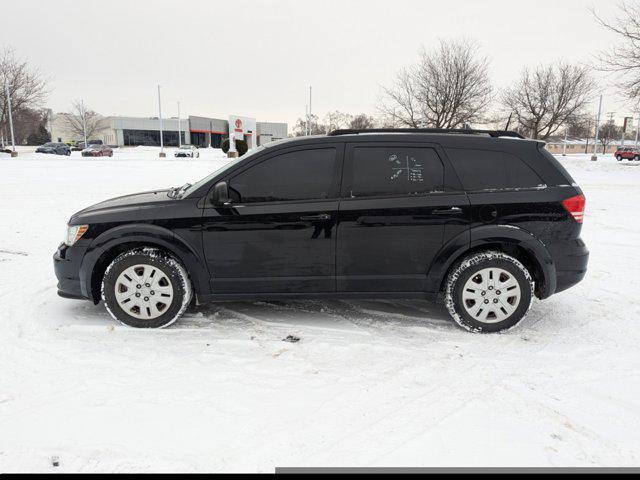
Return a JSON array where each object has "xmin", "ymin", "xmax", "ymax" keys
[
  {"xmin": 502, "ymin": 63, "xmax": 596, "ymax": 140},
  {"xmin": 593, "ymin": 1, "xmax": 640, "ymax": 103},
  {"xmin": 323, "ymin": 111, "xmax": 352, "ymax": 133},
  {"xmin": 598, "ymin": 120, "xmax": 622, "ymax": 152},
  {"xmin": 379, "ymin": 68, "xmax": 423, "ymax": 128},
  {"xmin": 565, "ymin": 114, "xmax": 594, "ymax": 138},
  {"xmin": 292, "ymin": 114, "xmax": 326, "ymax": 137},
  {"xmin": 349, "ymin": 114, "xmax": 376, "ymax": 130},
  {"xmin": 61, "ymin": 101, "xmax": 108, "ymax": 140},
  {"xmin": 0, "ymin": 48, "xmax": 47, "ymax": 145},
  {"xmin": 379, "ymin": 39, "xmax": 492, "ymax": 129}
]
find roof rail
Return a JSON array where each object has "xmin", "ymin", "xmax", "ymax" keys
[{"xmin": 327, "ymin": 128, "xmax": 525, "ymax": 139}]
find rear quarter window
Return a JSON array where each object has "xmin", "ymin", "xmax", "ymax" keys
[
  {"xmin": 538, "ymin": 146, "xmax": 577, "ymax": 186},
  {"xmin": 446, "ymin": 148, "xmax": 545, "ymax": 192}
]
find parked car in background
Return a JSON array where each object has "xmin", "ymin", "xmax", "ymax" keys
[
  {"xmin": 615, "ymin": 147, "xmax": 640, "ymax": 161},
  {"xmin": 175, "ymin": 145, "xmax": 200, "ymax": 158},
  {"xmin": 82, "ymin": 144, "xmax": 113, "ymax": 157},
  {"xmin": 54, "ymin": 128, "xmax": 589, "ymax": 333},
  {"xmin": 36, "ymin": 142, "xmax": 71, "ymax": 156}
]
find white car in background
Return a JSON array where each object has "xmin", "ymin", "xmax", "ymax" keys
[{"xmin": 174, "ymin": 145, "xmax": 200, "ymax": 158}]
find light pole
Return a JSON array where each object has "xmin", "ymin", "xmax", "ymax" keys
[
  {"xmin": 305, "ymin": 105, "xmax": 309, "ymax": 136},
  {"xmin": 309, "ymin": 86, "xmax": 313, "ymax": 135},
  {"xmin": 563, "ymin": 128, "xmax": 568, "ymax": 157},
  {"xmin": 635, "ymin": 113, "xmax": 640, "ymax": 148},
  {"xmin": 177, "ymin": 101, "xmax": 181, "ymax": 147},
  {"xmin": 80, "ymin": 100, "xmax": 88, "ymax": 149},
  {"xmin": 157, "ymin": 85, "xmax": 165, "ymax": 158},
  {"xmin": 592, "ymin": 95, "xmax": 603, "ymax": 161},
  {"xmin": 4, "ymin": 82, "xmax": 17, "ymax": 157},
  {"xmin": 622, "ymin": 117, "xmax": 630, "ymax": 148}
]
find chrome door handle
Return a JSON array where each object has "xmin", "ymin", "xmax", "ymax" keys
[
  {"xmin": 433, "ymin": 207, "xmax": 463, "ymax": 216},
  {"xmin": 300, "ymin": 214, "xmax": 332, "ymax": 221}
]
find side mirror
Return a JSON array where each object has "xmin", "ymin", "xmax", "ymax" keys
[{"xmin": 214, "ymin": 181, "xmax": 231, "ymax": 206}]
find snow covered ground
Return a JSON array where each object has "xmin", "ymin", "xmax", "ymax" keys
[{"xmin": 0, "ymin": 147, "xmax": 639, "ymax": 472}]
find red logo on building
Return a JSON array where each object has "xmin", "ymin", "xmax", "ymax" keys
[{"xmin": 235, "ymin": 119, "xmax": 243, "ymax": 129}]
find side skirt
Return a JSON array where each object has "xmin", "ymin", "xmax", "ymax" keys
[{"xmin": 198, "ymin": 291, "xmax": 439, "ymax": 303}]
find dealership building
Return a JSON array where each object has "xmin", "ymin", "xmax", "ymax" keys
[{"xmin": 50, "ymin": 114, "xmax": 288, "ymax": 148}]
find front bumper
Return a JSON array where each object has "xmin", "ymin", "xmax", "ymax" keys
[
  {"xmin": 174, "ymin": 153, "xmax": 193, "ymax": 158},
  {"xmin": 54, "ymin": 243, "xmax": 89, "ymax": 300}
]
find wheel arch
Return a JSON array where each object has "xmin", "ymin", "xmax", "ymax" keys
[
  {"xmin": 427, "ymin": 225, "xmax": 556, "ymax": 300},
  {"xmin": 79, "ymin": 224, "xmax": 209, "ymax": 304}
]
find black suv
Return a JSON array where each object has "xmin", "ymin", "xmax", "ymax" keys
[{"xmin": 54, "ymin": 129, "xmax": 589, "ymax": 333}]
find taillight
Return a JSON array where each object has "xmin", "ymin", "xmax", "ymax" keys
[{"xmin": 561, "ymin": 194, "xmax": 586, "ymax": 224}]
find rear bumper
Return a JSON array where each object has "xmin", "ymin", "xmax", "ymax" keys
[
  {"xmin": 54, "ymin": 243, "xmax": 90, "ymax": 301},
  {"xmin": 553, "ymin": 242, "xmax": 589, "ymax": 294}
]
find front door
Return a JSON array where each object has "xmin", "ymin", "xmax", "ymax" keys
[
  {"xmin": 202, "ymin": 145, "xmax": 343, "ymax": 294},
  {"xmin": 337, "ymin": 142, "xmax": 470, "ymax": 293}
]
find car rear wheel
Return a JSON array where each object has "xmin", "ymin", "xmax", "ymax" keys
[
  {"xmin": 445, "ymin": 251, "xmax": 534, "ymax": 333},
  {"xmin": 101, "ymin": 248, "xmax": 193, "ymax": 328}
]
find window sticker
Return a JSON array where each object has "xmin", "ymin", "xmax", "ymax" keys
[{"xmin": 389, "ymin": 153, "xmax": 424, "ymax": 183}]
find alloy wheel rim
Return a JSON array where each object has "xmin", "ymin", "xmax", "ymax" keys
[
  {"xmin": 114, "ymin": 264, "xmax": 174, "ymax": 320},
  {"xmin": 461, "ymin": 268, "xmax": 521, "ymax": 324}
]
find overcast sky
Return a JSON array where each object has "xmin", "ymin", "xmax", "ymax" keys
[{"xmin": 0, "ymin": 0, "xmax": 631, "ymax": 127}]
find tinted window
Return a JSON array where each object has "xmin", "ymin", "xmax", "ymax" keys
[
  {"xmin": 349, "ymin": 147, "xmax": 444, "ymax": 197},
  {"xmin": 230, "ymin": 148, "xmax": 337, "ymax": 203},
  {"xmin": 447, "ymin": 148, "xmax": 544, "ymax": 191},
  {"xmin": 538, "ymin": 147, "xmax": 575, "ymax": 185}
]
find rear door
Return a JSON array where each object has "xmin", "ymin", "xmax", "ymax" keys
[{"xmin": 336, "ymin": 142, "xmax": 470, "ymax": 293}]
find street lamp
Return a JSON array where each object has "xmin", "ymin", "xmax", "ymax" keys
[
  {"xmin": 4, "ymin": 82, "xmax": 17, "ymax": 157},
  {"xmin": 157, "ymin": 84, "xmax": 165, "ymax": 158},
  {"xmin": 592, "ymin": 94, "xmax": 603, "ymax": 162},
  {"xmin": 80, "ymin": 100, "xmax": 88, "ymax": 149},
  {"xmin": 177, "ymin": 101, "xmax": 182, "ymax": 148}
]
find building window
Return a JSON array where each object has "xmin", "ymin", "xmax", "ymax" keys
[{"xmin": 122, "ymin": 129, "xmax": 185, "ymax": 147}]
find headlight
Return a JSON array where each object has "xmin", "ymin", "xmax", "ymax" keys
[{"xmin": 65, "ymin": 225, "xmax": 88, "ymax": 246}]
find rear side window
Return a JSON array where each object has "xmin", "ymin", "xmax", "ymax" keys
[
  {"xmin": 348, "ymin": 146, "xmax": 444, "ymax": 197},
  {"xmin": 230, "ymin": 148, "xmax": 337, "ymax": 203},
  {"xmin": 447, "ymin": 148, "xmax": 544, "ymax": 192},
  {"xmin": 538, "ymin": 146, "xmax": 576, "ymax": 185}
]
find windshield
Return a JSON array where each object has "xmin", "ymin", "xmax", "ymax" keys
[
  {"xmin": 88, "ymin": 144, "xmax": 101, "ymax": 149},
  {"xmin": 43, "ymin": 143, "xmax": 56, "ymax": 147},
  {"xmin": 179, "ymin": 145, "xmax": 192, "ymax": 149},
  {"xmin": 182, "ymin": 145, "xmax": 267, "ymax": 197}
]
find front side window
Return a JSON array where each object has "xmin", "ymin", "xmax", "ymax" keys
[
  {"xmin": 447, "ymin": 148, "xmax": 544, "ymax": 192},
  {"xmin": 229, "ymin": 148, "xmax": 337, "ymax": 203},
  {"xmin": 348, "ymin": 146, "xmax": 444, "ymax": 197}
]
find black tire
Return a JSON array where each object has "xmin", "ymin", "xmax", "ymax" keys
[
  {"xmin": 445, "ymin": 251, "xmax": 534, "ymax": 334},
  {"xmin": 101, "ymin": 248, "xmax": 193, "ymax": 328},
  {"xmin": 635, "ymin": 156, "xmax": 640, "ymax": 161},
  {"xmin": 617, "ymin": 155, "xmax": 623, "ymax": 161}
]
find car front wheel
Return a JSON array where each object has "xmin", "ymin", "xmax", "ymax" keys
[
  {"xmin": 617, "ymin": 155, "xmax": 623, "ymax": 161},
  {"xmin": 445, "ymin": 251, "xmax": 534, "ymax": 333},
  {"xmin": 101, "ymin": 248, "xmax": 193, "ymax": 328}
]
